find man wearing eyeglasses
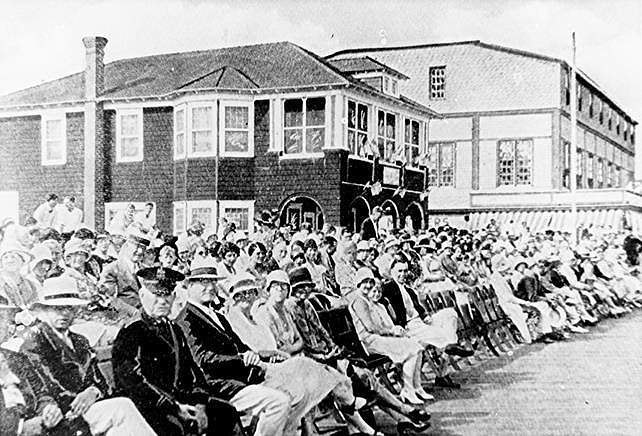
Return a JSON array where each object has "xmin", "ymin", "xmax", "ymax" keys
[{"xmin": 174, "ymin": 268, "xmax": 291, "ymax": 436}]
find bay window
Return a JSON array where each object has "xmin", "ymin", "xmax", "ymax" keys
[
  {"xmin": 283, "ymin": 97, "xmax": 325, "ymax": 155},
  {"xmin": 189, "ymin": 104, "xmax": 215, "ymax": 157},
  {"xmin": 404, "ymin": 118, "xmax": 422, "ymax": 167},
  {"xmin": 347, "ymin": 100, "xmax": 369, "ymax": 157},
  {"xmin": 377, "ymin": 109, "xmax": 397, "ymax": 162},
  {"xmin": 220, "ymin": 102, "xmax": 253, "ymax": 157}
]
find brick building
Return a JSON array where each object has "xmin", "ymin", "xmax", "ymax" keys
[
  {"xmin": 0, "ymin": 37, "xmax": 437, "ymax": 236},
  {"xmin": 328, "ymin": 41, "xmax": 641, "ymax": 233}
]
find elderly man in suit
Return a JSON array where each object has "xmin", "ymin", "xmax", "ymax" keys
[
  {"xmin": 98, "ymin": 231, "xmax": 150, "ymax": 314},
  {"xmin": 19, "ymin": 277, "xmax": 156, "ymax": 436},
  {"xmin": 174, "ymin": 262, "xmax": 291, "ymax": 436},
  {"xmin": 382, "ymin": 258, "xmax": 473, "ymax": 389},
  {"xmin": 112, "ymin": 266, "xmax": 243, "ymax": 436}
]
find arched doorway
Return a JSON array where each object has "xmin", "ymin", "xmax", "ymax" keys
[
  {"xmin": 347, "ymin": 196, "xmax": 371, "ymax": 233},
  {"xmin": 379, "ymin": 199, "xmax": 399, "ymax": 233},
  {"xmin": 403, "ymin": 201, "xmax": 425, "ymax": 233},
  {"xmin": 279, "ymin": 195, "xmax": 325, "ymax": 231}
]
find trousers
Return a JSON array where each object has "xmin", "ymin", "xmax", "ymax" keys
[{"xmin": 82, "ymin": 397, "xmax": 156, "ymax": 436}]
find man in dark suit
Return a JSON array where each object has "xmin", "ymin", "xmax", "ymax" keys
[
  {"xmin": 1, "ymin": 303, "xmax": 92, "ymax": 436},
  {"xmin": 18, "ymin": 277, "xmax": 155, "ymax": 436},
  {"xmin": 381, "ymin": 259, "xmax": 473, "ymax": 388},
  {"xmin": 112, "ymin": 267, "xmax": 243, "ymax": 436},
  {"xmin": 359, "ymin": 206, "xmax": 382, "ymax": 241},
  {"xmin": 175, "ymin": 266, "xmax": 291, "ymax": 436}
]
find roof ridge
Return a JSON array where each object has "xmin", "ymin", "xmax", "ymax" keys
[
  {"xmin": 176, "ymin": 66, "xmax": 225, "ymax": 90},
  {"xmin": 326, "ymin": 40, "xmax": 482, "ymax": 58},
  {"xmin": 222, "ymin": 66, "xmax": 260, "ymax": 88}
]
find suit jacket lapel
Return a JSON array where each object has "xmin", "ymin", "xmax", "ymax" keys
[{"xmin": 187, "ymin": 302, "xmax": 228, "ymax": 335}]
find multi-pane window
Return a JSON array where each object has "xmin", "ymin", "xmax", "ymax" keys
[
  {"xmin": 616, "ymin": 114, "xmax": 621, "ymax": 135},
  {"xmin": 426, "ymin": 142, "xmax": 455, "ymax": 187},
  {"xmin": 283, "ymin": 98, "xmax": 325, "ymax": 154},
  {"xmin": 116, "ymin": 109, "xmax": 143, "ymax": 162},
  {"xmin": 377, "ymin": 110, "xmax": 397, "ymax": 162},
  {"xmin": 174, "ymin": 106, "xmax": 186, "ymax": 159},
  {"xmin": 624, "ymin": 123, "xmax": 629, "ymax": 141},
  {"xmin": 404, "ymin": 118, "xmax": 421, "ymax": 166},
  {"xmin": 607, "ymin": 107, "xmax": 612, "ymax": 130},
  {"xmin": 586, "ymin": 154, "xmax": 594, "ymax": 188},
  {"xmin": 190, "ymin": 105, "xmax": 215, "ymax": 156},
  {"xmin": 597, "ymin": 99, "xmax": 603, "ymax": 124},
  {"xmin": 174, "ymin": 200, "xmax": 217, "ymax": 236},
  {"xmin": 428, "ymin": 66, "xmax": 445, "ymax": 100},
  {"xmin": 347, "ymin": 100, "xmax": 369, "ymax": 157},
  {"xmin": 607, "ymin": 162, "xmax": 615, "ymax": 187},
  {"xmin": 596, "ymin": 158, "xmax": 604, "ymax": 188},
  {"xmin": 588, "ymin": 94, "xmax": 594, "ymax": 118},
  {"xmin": 41, "ymin": 113, "xmax": 66, "ymax": 165},
  {"xmin": 577, "ymin": 85, "xmax": 583, "ymax": 112},
  {"xmin": 497, "ymin": 139, "xmax": 533, "ymax": 186},
  {"xmin": 221, "ymin": 103, "xmax": 252, "ymax": 156},
  {"xmin": 220, "ymin": 200, "xmax": 255, "ymax": 234},
  {"xmin": 577, "ymin": 149, "xmax": 585, "ymax": 188}
]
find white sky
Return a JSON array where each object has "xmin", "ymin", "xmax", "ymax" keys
[{"xmin": 0, "ymin": 1, "xmax": 640, "ymax": 118}]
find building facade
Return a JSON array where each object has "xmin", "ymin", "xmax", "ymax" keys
[
  {"xmin": 0, "ymin": 37, "xmax": 437, "ymax": 235},
  {"xmin": 328, "ymin": 41, "xmax": 640, "ymax": 233}
]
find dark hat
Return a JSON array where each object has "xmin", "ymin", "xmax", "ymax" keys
[
  {"xmin": 288, "ymin": 266, "xmax": 315, "ymax": 290},
  {"xmin": 137, "ymin": 267, "xmax": 185, "ymax": 296},
  {"xmin": 257, "ymin": 210, "xmax": 274, "ymax": 227},
  {"xmin": 415, "ymin": 237, "xmax": 431, "ymax": 249}
]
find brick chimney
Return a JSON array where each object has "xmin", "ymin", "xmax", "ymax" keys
[
  {"xmin": 82, "ymin": 36, "xmax": 108, "ymax": 99},
  {"xmin": 81, "ymin": 36, "xmax": 108, "ymax": 230}
]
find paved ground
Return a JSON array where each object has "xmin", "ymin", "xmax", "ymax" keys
[{"xmin": 382, "ymin": 310, "xmax": 642, "ymax": 435}]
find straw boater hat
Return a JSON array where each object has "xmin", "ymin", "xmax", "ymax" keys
[
  {"xmin": 37, "ymin": 277, "xmax": 88, "ymax": 306},
  {"xmin": 187, "ymin": 257, "xmax": 221, "ymax": 280}
]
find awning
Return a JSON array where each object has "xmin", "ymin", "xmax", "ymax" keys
[{"xmin": 469, "ymin": 208, "xmax": 627, "ymax": 233}]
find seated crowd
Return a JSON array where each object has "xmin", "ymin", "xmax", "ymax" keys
[{"xmin": 0, "ymin": 197, "xmax": 641, "ymax": 436}]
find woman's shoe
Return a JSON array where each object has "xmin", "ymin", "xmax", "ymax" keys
[
  {"xmin": 407, "ymin": 408, "xmax": 431, "ymax": 423},
  {"xmin": 398, "ymin": 421, "xmax": 431, "ymax": 435},
  {"xmin": 399, "ymin": 389, "xmax": 424, "ymax": 405}
]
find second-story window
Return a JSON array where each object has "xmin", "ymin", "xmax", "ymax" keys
[
  {"xmin": 220, "ymin": 102, "xmax": 253, "ymax": 157},
  {"xmin": 586, "ymin": 153, "xmax": 594, "ymax": 188},
  {"xmin": 377, "ymin": 110, "xmax": 397, "ymax": 162},
  {"xmin": 597, "ymin": 99, "xmax": 603, "ymax": 124},
  {"xmin": 497, "ymin": 139, "xmax": 533, "ymax": 186},
  {"xmin": 577, "ymin": 85, "xmax": 583, "ymax": 111},
  {"xmin": 174, "ymin": 106, "xmax": 186, "ymax": 159},
  {"xmin": 426, "ymin": 142, "xmax": 455, "ymax": 187},
  {"xmin": 607, "ymin": 107, "xmax": 612, "ymax": 130},
  {"xmin": 189, "ymin": 104, "xmax": 215, "ymax": 157},
  {"xmin": 429, "ymin": 66, "xmax": 445, "ymax": 100},
  {"xmin": 116, "ymin": 108, "xmax": 143, "ymax": 162},
  {"xmin": 588, "ymin": 93, "xmax": 594, "ymax": 118},
  {"xmin": 404, "ymin": 118, "xmax": 421, "ymax": 166},
  {"xmin": 347, "ymin": 100, "xmax": 369, "ymax": 157},
  {"xmin": 41, "ymin": 112, "xmax": 67, "ymax": 166},
  {"xmin": 283, "ymin": 98, "xmax": 325, "ymax": 155},
  {"xmin": 563, "ymin": 70, "xmax": 571, "ymax": 106}
]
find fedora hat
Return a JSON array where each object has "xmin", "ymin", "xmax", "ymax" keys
[
  {"xmin": 37, "ymin": 277, "xmax": 88, "ymax": 306},
  {"xmin": 188, "ymin": 257, "xmax": 221, "ymax": 280}
]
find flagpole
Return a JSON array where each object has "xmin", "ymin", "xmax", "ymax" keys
[{"xmin": 570, "ymin": 32, "xmax": 578, "ymax": 246}]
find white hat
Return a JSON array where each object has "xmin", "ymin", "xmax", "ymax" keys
[
  {"xmin": 30, "ymin": 244, "xmax": 53, "ymax": 268},
  {"xmin": 0, "ymin": 239, "xmax": 33, "ymax": 264},
  {"xmin": 37, "ymin": 277, "xmax": 88, "ymax": 306},
  {"xmin": 265, "ymin": 270, "xmax": 290, "ymax": 288},
  {"xmin": 355, "ymin": 267, "xmax": 376, "ymax": 287},
  {"xmin": 229, "ymin": 272, "xmax": 259, "ymax": 297},
  {"xmin": 63, "ymin": 239, "xmax": 90, "ymax": 258}
]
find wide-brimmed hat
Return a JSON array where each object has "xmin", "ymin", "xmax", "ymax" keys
[
  {"xmin": 265, "ymin": 270, "xmax": 290, "ymax": 289},
  {"xmin": 233, "ymin": 232, "xmax": 249, "ymax": 244},
  {"xmin": 415, "ymin": 237, "xmax": 431, "ymax": 250},
  {"xmin": 355, "ymin": 267, "xmax": 376, "ymax": 287},
  {"xmin": 383, "ymin": 237, "xmax": 400, "ymax": 251},
  {"xmin": 30, "ymin": 244, "xmax": 53, "ymax": 267},
  {"xmin": 187, "ymin": 257, "xmax": 221, "ymax": 280},
  {"xmin": 491, "ymin": 254, "xmax": 512, "ymax": 273},
  {"xmin": 63, "ymin": 238, "xmax": 90, "ymax": 258},
  {"xmin": 0, "ymin": 239, "xmax": 33, "ymax": 264},
  {"xmin": 229, "ymin": 272, "xmax": 259, "ymax": 298},
  {"xmin": 137, "ymin": 267, "xmax": 185, "ymax": 296},
  {"xmin": 512, "ymin": 256, "xmax": 530, "ymax": 270},
  {"xmin": 288, "ymin": 266, "xmax": 315, "ymax": 289},
  {"xmin": 37, "ymin": 277, "xmax": 88, "ymax": 306}
]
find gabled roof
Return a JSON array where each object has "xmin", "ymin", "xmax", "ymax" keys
[
  {"xmin": 328, "ymin": 56, "xmax": 409, "ymax": 80},
  {"xmin": 0, "ymin": 40, "xmax": 438, "ymax": 118},
  {"xmin": 0, "ymin": 42, "xmax": 348, "ymax": 107}
]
